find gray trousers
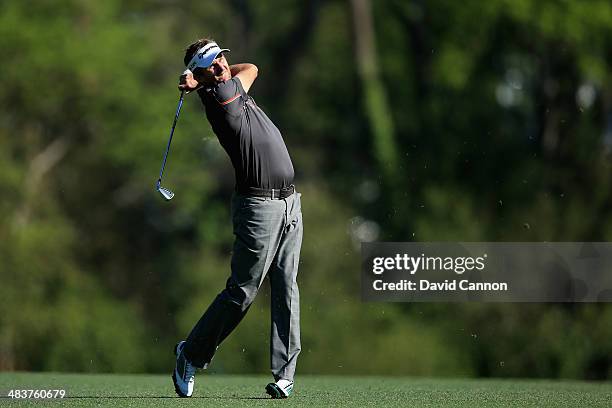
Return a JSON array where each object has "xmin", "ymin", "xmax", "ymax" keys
[{"xmin": 184, "ymin": 191, "xmax": 303, "ymax": 382}]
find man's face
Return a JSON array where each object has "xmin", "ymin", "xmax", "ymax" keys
[{"xmin": 193, "ymin": 53, "xmax": 231, "ymax": 85}]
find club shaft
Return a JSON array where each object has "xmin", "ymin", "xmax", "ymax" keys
[{"xmin": 157, "ymin": 91, "xmax": 185, "ymax": 186}]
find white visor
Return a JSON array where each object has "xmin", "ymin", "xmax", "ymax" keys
[{"xmin": 186, "ymin": 42, "xmax": 230, "ymax": 72}]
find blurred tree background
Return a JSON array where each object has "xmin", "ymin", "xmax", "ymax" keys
[{"xmin": 1, "ymin": 0, "xmax": 611, "ymax": 380}]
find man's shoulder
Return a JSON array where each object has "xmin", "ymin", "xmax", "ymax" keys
[
  {"xmin": 206, "ymin": 77, "xmax": 241, "ymax": 91},
  {"xmin": 203, "ymin": 78, "xmax": 245, "ymax": 110}
]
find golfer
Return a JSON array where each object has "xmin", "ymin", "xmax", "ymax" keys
[{"xmin": 172, "ymin": 38, "xmax": 303, "ymax": 399}]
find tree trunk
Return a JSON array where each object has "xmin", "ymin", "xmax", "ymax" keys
[{"xmin": 350, "ymin": 0, "xmax": 398, "ymax": 184}]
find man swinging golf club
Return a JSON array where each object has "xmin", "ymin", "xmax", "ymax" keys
[{"xmin": 172, "ymin": 38, "xmax": 303, "ymax": 399}]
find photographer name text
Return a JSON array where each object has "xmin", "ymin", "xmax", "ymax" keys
[{"xmin": 372, "ymin": 279, "xmax": 508, "ymax": 292}]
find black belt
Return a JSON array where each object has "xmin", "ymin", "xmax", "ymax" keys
[{"xmin": 237, "ymin": 184, "xmax": 295, "ymax": 199}]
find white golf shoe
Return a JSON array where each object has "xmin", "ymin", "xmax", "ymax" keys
[
  {"xmin": 172, "ymin": 341, "xmax": 196, "ymax": 397},
  {"xmin": 265, "ymin": 379, "xmax": 294, "ymax": 399}
]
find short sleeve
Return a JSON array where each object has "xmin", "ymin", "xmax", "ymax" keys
[{"xmin": 211, "ymin": 77, "xmax": 246, "ymax": 115}]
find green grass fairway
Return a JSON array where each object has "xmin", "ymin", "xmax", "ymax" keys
[{"xmin": 0, "ymin": 373, "xmax": 610, "ymax": 407}]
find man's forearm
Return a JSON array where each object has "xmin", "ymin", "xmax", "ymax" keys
[
  {"xmin": 230, "ymin": 63, "xmax": 258, "ymax": 92},
  {"xmin": 230, "ymin": 64, "xmax": 256, "ymax": 76}
]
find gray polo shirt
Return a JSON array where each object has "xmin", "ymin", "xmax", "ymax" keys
[{"xmin": 198, "ymin": 77, "xmax": 295, "ymax": 190}]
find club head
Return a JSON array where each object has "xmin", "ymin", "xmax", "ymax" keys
[{"xmin": 157, "ymin": 186, "xmax": 174, "ymax": 201}]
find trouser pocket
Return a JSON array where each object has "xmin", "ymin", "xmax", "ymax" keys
[{"xmin": 285, "ymin": 193, "xmax": 302, "ymax": 233}]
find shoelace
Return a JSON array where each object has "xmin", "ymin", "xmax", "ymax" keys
[{"xmin": 184, "ymin": 361, "xmax": 196, "ymax": 382}]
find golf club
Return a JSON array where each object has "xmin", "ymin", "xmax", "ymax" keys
[{"xmin": 156, "ymin": 90, "xmax": 185, "ymax": 200}]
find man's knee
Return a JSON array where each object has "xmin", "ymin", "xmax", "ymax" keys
[{"xmin": 221, "ymin": 280, "xmax": 258, "ymax": 312}]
